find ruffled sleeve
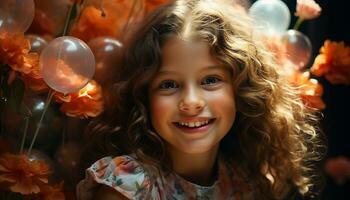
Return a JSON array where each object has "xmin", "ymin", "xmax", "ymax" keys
[{"xmin": 77, "ymin": 155, "xmax": 155, "ymax": 200}]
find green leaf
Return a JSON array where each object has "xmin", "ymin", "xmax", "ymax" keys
[{"xmin": 8, "ymin": 78, "xmax": 25, "ymax": 112}]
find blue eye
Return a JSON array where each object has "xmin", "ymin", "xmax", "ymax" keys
[
  {"xmin": 202, "ymin": 76, "xmax": 221, "ymax": 85},
  {"xmin": 159, "ymin": 80, "xmax": 178, "ymax": 89}
]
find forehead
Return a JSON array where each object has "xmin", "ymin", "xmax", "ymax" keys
[{"xmin": 160, "ymin": 37, "xmax": 221, "ymax": 71}]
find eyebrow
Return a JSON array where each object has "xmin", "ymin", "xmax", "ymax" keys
[
  {"xmin": 157, "ymin": 65, "xmax": 227, "ymax": 75},
  {"xmin": 156, "ymin": 70, "xmax": 179, "ymax": 76}
]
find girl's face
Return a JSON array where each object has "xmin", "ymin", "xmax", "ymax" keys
[{"xmin": 148, "ymin": 37, "xmax": 236, "ymax": 155}]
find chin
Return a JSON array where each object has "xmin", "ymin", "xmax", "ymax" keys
[{"xmin": 177, "ymin": 142, "xmax": 217, "ymax": 155}]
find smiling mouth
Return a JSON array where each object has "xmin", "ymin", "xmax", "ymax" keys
[{"xmin": 173, "ymin": 119, "xmax": 215, "ymax": 129}]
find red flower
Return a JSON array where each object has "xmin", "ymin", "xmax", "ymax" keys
[{"xmin": 325, "ymin": 156, "xmax": 350, "ymax": 185}]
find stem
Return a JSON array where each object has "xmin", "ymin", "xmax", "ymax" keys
[
  {"xmin": 27, "ymin": 90, "xmax": 55, "ymax": 156},
  {"xmin": 19, "ymin": 104, "xmax": 32, "ymax": 154},
  {"xmin": 122, "ymin": 0, "xmax": 138, "ymax": 34},
  {"xmin": 62, "ymin": 3, "xmax": 76, "ymax": 36},
  {"xmin": 19, "ymin": 117, "xmax": 29, "ymax": 154},
  {"xmin": 293, "ymin": 17, "xmax": 304, "ymax": 30}
]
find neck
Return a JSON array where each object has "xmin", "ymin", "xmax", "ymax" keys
[{"xmin": 168, "ymin": 144, "xmax": 219, "ymax": 186}]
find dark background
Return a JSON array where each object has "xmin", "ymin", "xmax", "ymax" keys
[
  {"xmin": 251, "ymin": 0, "xmax": 350, "ymax": 199},
  {"xmin": 287, "ymin": 0, "xmax": 350, "ymax": 199}
]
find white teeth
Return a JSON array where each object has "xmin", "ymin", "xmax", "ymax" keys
[{"xmin": 177, "ymin": 120, "xmax": 209, "ymax": 128}]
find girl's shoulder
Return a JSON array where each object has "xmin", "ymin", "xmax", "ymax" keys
[
  {"xmin": 76, "ymin": 155, "xmax": 257, "ymax": 200},
  {"xmin": 76, "ymin": 155, "xmax": 160, "ymax": 200}
]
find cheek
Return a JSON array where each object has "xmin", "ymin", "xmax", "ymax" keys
[
  {"xmin": 206, "ymin": 88, "xmax": 235, "ymax": 110},
  {"xmin": 206, "ymin": 87, "xmax": 236, "ymax": 128},
  {"xmin": 149, "ymin": 95, "xmax": 176, "ymax": 122}
]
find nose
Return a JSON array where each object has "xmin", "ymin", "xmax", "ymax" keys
[{"xmin": 178, "ymin": 86, "xmax": 206, "ymax": 115}]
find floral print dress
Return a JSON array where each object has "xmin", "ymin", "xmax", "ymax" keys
[{"xmin": 77, "ymin": 155, "xmax": 256, "ymax": 200}]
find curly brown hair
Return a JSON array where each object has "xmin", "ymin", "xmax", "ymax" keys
[{"xmin": 82, "ymin": 0, "xmax": 325, "ymax": 199}]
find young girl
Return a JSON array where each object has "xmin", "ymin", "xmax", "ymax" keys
[{"xmin": 77, "ymin": 0, "xmax": 324, "ymax": 199}]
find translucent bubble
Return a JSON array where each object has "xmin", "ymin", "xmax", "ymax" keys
[
  {"xmin": 249, "ymin": 0, "xmax": 290, "ymax": 36},
  {"xmin": 0, "ymin": 0, "xmax": 35, "ymax": 33},
  {"xmin": 282, "ymin": 30, "xmax": 312, "ymax": 69},
  {"xmin": 88, "ymin": 37, "xmax": 122, "ymax": 84},
  {"xmin": 26, "ymin": 34, "xmax": 48, "ymax": 53},
  {"xmin": 40, "ymin": 36, "xmax": 95, "ymax": 94},
  {"xmin": 28, "ymin": 0, "xmax": 70, "ymax": 35}
]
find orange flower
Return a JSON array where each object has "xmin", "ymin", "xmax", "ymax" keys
[
  {"xmin": 311, "ymin": 40, "xmax": 350, "ymax": 84},
  {"xmin": 0, "ymin": 153, "xmax": 50, "ymax": 195},
  {"xmin": 31, "ymin": 181, "xmax": 65, "ymax": 200},
  {"xmin": 0, "ymin": 32, "xmax": 38, "ymax": 75},
  {"xmin": 20, "ymin": 52, "xmax": 49, "ymax": 93},
  {"xmin": 70, "ymin": 0, "xmax": 144, "ymax": 42},
  {"xmin": 22, "ymin": 75, "xmax": 49, "ymax": 94},
  {"xmin": 288, "ymin": 70, "xmax": 325, "ymax": 110},
  {"xmin": 69, "ymin": 6, "xmax": 117, "ymax": 42},
  {"xmin": 295, "ymin": 0, "xmax": 321, "ymax": 20},
  {"xmin": 55, "ymin": 80, "xmax": 104, "ymax": 118},
  {"xmin": 0, "ymin": 32, "xmax": 48, "ymax": 92}
]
